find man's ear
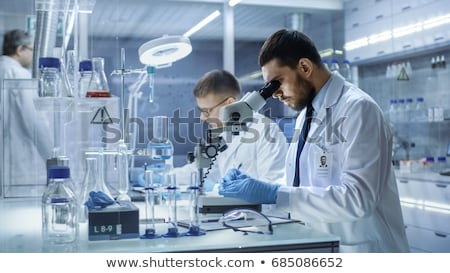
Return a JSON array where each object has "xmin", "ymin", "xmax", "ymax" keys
[{"xmin": 297, "ymin": 58, "xmax": 314, "ymax": 77}]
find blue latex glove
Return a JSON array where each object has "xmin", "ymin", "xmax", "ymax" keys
[
  {"xmin": 85, "ymin": 191, "xmax": 116, "ymax": 209},
  {"xmin": 129, "ymin": 167, "xmax": 145, "ymax": 187},
  {"xmin": 129, "ymin": 165, "xmax": 164, "ymax": 187},
  {"xmin": 218, "ymin": 168, "xmax": 280, "ymax": 204}
]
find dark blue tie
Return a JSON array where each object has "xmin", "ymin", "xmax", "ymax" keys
[{"xmin": 293, "ymin": 104, "xmax": 314, "ymax": 187}]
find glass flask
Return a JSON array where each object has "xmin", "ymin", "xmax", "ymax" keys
[
  {"xmin": 79, "ymin": 158, "xmax": 97, "ymax": 223},
  {"xmin": 38, "ymin": 57, "xmax": 61, "ymax": 97},
  {"xmin": 86, "ymin": 57, "xmax": 111, "ymax": 97},
  {"xmin": 42, "ymin": 166, "xmax": 78, "ymax": 244}
]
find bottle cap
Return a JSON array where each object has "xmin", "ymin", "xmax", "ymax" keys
[
  {"xmin": 38, "ymin": 57, "xmax": 61, "ymax": 70},
  {"xmin": 437, "ymin": 156, "xmax": 446, "ymax": 162},
  {"xmin": 79, "ymin": 60, "xmax": 92, "ymax": 72},
  {"xmin": 48, "ymin": 166, "xmax": 70, "ymax": 179}
]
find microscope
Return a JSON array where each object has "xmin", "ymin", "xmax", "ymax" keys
[{"xmin": 187, "ymin": 80, "xmax": 281, "ymax": 212}]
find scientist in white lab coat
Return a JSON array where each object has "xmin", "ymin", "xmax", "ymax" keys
[
  {"xmin": 0, "ymin": 29, "xmax": 52, "ymax": 187},
  {"xmin": 172, "ymin": 69, "xmax": 288, "ymax": 186},
  {"xmin": 219, "ymin": 30, "xmax": 410, "ymax": 252}
]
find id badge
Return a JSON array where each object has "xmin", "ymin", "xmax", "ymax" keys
[{"xmin": 314, "ymin": 150, "xmax": 331, "ymax": 178}]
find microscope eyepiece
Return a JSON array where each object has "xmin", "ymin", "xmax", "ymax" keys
[{"xmin": 259, "ymin": 80, "xmax": 281, "ymax": 100}]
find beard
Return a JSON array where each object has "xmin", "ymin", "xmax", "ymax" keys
[{"xmin": 289, "ymin": 74, "xmax": 316, "ymax": 111}]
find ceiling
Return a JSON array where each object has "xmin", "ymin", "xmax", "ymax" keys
[{"xmin": 0, "ymin": 0, "xmax": 344, "ymax": 41}]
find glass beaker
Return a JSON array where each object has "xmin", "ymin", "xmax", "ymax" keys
[{"xmin": 86, "ymin": 57, "xmax": 111, "ymax": 97}]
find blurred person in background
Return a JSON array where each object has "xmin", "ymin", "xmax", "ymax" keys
[{"xmin": 0, "ymin": 29, "xmax": 52, "ymax": 188}]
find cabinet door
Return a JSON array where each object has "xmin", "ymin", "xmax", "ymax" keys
[
  {"xmin": 405, "ymin": 225, "xmax": 450, "ymax": 252},
  {"xmin": 397, "ymin": 179, "xmax": 450, "ymax": 207},
  {"xmin": 401, "ymin": 204, "xmax": 450, "ymax": 233}
]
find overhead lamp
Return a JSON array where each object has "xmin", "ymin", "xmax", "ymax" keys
[{"xmin": 138, "ymin": 35, "xmax": 192, "ymax": 66}]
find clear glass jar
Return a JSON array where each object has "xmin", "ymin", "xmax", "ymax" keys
[
  {"xmin": 38, "ymin": 57, "xmax": 61, "ymax": 97},
  {"xmin": 42, "ymin": 166, "xmax": 78, "ymax": 244}
]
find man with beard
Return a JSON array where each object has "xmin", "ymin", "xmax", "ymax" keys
[{"xmin": 219, "ymin": 29, "xmax": 409, "ymax": 253}]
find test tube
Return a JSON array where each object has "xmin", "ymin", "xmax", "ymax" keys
[
  {"xmin": 163, "ymin": 173, "xmax": 183, "ymax": 237},
  {"xmin": 147, "ymin": 66, "xmax": 155, "ymax": 103},
  {"xmin": 140, "ymin": 170, "xmax": 161, "ymax": 239},
  {"xmin": 186, "ymin": 170, "xmax": 205, "ymax": 236},
  {"xmin": 116, "ymin": 140, "xmax": 131, "ymax": 202}
]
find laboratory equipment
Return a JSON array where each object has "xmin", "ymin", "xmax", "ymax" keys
[
  {"xmin": 38, "ymin": 57, "xmax": 61, "ymax": 97},
  {"xmin": 185, "ymin": 171, "xmax": 205, "ymax": 236},
  {"xmin": 329, "ymin": 59, "xmax": 340, "ymax": 72},
  {"xmin": 147, "ymin": 116, "xmax": 174, "ymax": 184},
  {"xmin": 147, "ymin": 66, "xmax": 155, "ymax": 103},
  {"xmin": 163, "ymin": 173, "xmax": 183, "ymax": 237},
  {"xmin": 116, "ymin": 140, "xmax": 131, "ymax": 202},
  {"xmin": 138, "ymin": 35, "xmax": 192, "ymax": 67},
  {"xmin": 187, "ymin": 80, "xmax": 280, "ymax": 187},
  {"xmin": 78, "ymin": 60, "xmax": 92, "ymax": 98},
  {"xmin": 65, "ymin": 50, "xmax": 77, "ymax": 94},
  {"xmin": 140, "ymin": 170, "xmax": 162, "ymax": 239},
  {"xmin": 79, "ymin": 157, "xmax": 98, "ymax": 223},
  {"xmin": 42, "ymin": 166, "xmax": 78, "ymax": 244},
  {"xmin": 219, "ymin": 208, "xmax": 273, "ymax": 235},
  {"xmin": 87, "ymin": 57, "xmax": 111, "ymax": 98}
]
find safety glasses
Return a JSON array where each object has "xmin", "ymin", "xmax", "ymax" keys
[{"xmin": 219, "ymin": 208, "xmax": 273, "ymax": 235}]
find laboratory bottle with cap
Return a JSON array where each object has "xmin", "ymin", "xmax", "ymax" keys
[
  {"xmin": 87, "ymin": 57, "xmax": 111, "ymax": 97},
  {"xmin": 38, "ymin": 57, "xmax": 61, "ymax": 97},
  {"xmin": 42, "ymin": 166, "xmax": 78, "ymax": 244},
  {"xmin": 78, "ymin": 60, "xmax": 92, "ymax": 98}
]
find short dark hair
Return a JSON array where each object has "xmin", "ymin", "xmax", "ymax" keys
[
  {"xmin": 259, "ymin": 29, "xmax": 322, "ymax": 69},
  {"xmin": 193, "ymin": 69, "xmax": 240, "ymax": 98},
  {"xmin": 2, "ymin": 29, "xmax": 32, "ymax": 56}
]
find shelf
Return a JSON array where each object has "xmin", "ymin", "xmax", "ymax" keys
[
  {"xmin": 33, "ymin": 96, "xmax": 119, "ymax": 112},
  {"xmin": 33, "ymin": 97, "xmax": 74, "ymax": 112},
  {"xmin": 75, "ymin": 96, "xmax": 119, "ymax": 112}
]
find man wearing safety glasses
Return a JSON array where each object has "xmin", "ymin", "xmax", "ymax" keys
[{"xmin": 172, "ymin": 69, "xmax": 289, "ymax": 190}]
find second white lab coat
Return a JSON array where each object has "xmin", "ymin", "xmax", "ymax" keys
[
  {"xmin": 172, "ymin": 112, "xmax": 288, "ymax": 185},
  {"xmin": 0, "ymin": 56, "xmax": 53, "ymax": 189},
  {"xmin": 276, "ymin": 73, "xmax": 409, "ymax": 252}
]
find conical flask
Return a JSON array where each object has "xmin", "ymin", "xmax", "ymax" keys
[
  {"xmin": 80, "ymin": 155, "xmax": 114, "ymax": 214},
  {"xmin": 86, "ymin": 57, "xmax": 111, "ymax": 97},
  {"xmin": 79, "ymin": 158, "xmax": 97, "ymax": 223}
]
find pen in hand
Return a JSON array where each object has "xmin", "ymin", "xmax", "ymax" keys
[{"xmin": 237, "ymin": 163, "xmax": 242, "ymax": 170}]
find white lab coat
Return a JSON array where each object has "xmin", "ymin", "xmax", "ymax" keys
[
  {"xmin": 276, "ymin": 73, "xmax": 409, "ymax": 252},
  {"xmin": 172, "ymin": 112, "xmax": 288, "ymax": 185},
  {"xmin": 0, "ymin": 56, "xmax": 53, "ymax": 188}
]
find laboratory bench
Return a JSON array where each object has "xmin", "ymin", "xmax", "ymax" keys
[{"xmin": 0, "ymin": 198, "xmax": 340, "ymax": 253}]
